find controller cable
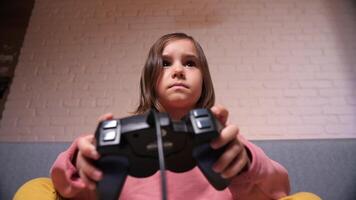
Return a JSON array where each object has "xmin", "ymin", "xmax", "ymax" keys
[{"xmin": 153, "ymin": 111, "xmax": 168, "ymax": 200}]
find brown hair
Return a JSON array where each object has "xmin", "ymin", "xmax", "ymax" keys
[{"xmin": 134, "ymin": 33, "xmax": 215, "ymax": 114}]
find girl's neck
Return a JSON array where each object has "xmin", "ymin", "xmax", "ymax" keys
[
  {"xmin": 155, "ymin": 103, "xmax": 194, "ymax": 121},
  {"xmin": 167, "ymin": 108, "xmax": 191, "ymax": 121}
]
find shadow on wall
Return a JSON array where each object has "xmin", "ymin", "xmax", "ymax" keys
[{"xmin": 326, "ymin": 0, "xmax": 356, "ymax": 122}]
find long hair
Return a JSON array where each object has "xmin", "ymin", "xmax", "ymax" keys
[{"xmin": 134, "ymin": 33, "xmax": 215, "ymax": 114}]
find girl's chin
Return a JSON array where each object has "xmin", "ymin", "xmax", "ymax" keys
[
  {"xmin": 162, "ymin": 98, "xmax": 197, "ymax": 109},
  {"xmin": 158, "ymin": 93, "xmax": 200, "ymax": 109}
]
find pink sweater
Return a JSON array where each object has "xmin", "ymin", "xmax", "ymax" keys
[{"xmin": 51, "ymin": 136, "xmax": 290, "ymax": 200}]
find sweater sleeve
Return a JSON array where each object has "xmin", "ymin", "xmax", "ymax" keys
[
  {"xmin": 50, "ymin": 136, "xmax": 96, "ymax": 200},
  {"xmin": 228, "ymin": 135, "xmax": 290, "ymax": 200}
]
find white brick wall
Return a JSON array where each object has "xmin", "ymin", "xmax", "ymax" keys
[{"xmin": 0, "ymin": 0, "xmax": 355, "ymax": 141}]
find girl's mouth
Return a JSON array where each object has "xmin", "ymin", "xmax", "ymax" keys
[{"xmin": 169, "ymin": 83, "xmax": 189, "ymax": 89}]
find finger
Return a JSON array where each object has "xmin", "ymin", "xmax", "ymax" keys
[
  {"xmin": 211, "ymin": 105, "xmax": 229, "ymax": 125},
  {"xmin": 98, "ymin": 113, "xmax": 114, "ymax": 122},
  {"xmin": 78, "ymin": 135, "xmax": 100, "ymax": 160},
  {"xmin": 76, "ymin": 152, "xmax": 103, "ymax": 191},
  {"xmin": 78, "ymin": 168, "xmax": 97, "ymax": 191},
  {"xmin": 68, "ymin": 166, "xmax": 86, "ymax": 189},
  {"xmin": 77, "ymin": 154, "xmax": 103, "ymax": 182},
  {"xmin": 212, "ymin": 140, "xmax": 243, "ymax": 173},
  {"xmin": 221, "ymin": 148, "xmax": 249, "ymax": 179},
  {"xmin": 210, "ymin": 125, "xmax": 239, "ymax": 149}
]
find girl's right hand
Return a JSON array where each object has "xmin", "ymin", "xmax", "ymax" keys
[{"xmin": 75, "ymin": 113, "xmax": 114, "ymax": 190}]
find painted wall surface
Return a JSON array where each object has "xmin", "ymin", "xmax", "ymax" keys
[{"xmin": 0, "ymin": 0, "xmax": 355, "ymax": 141}]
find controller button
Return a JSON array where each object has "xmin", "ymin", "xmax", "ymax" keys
[
  {"xmin": 193, "ymin": 109, "xmax": 209, "ymax": 117},
  {"xmin": 103, "ymin": 120, "xmax": 118, "ymax": 129},
  {"xmin": 196, "ymin": 118, "xmax": 212, "ymax": 129},
  {"xmin": 103, "ymin": 130, "xmax": 117, "ymax": 141}
]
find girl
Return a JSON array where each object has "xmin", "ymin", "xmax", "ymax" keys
[{"xmin": 16, "ymin": 33, "xmax": 319, "ymax": 200}]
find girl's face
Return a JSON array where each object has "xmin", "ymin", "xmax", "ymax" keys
[{"xmin": 155, "ymin": 39, "xmax": 203, "ymax": 112}]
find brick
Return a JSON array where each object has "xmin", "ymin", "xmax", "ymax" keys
[
  {"xmin": 63, "ymin": 99, "xmax": 81, "ymax": 107},
  {"xmin": 310, "ymin": 55, "xmax": 345, "ymax": 65},
  {"xmin": 284, "ymin": 125, "xmax": 325, "ymax": 135},
  {"xmin": 299, "ymin": 80, "xmax": 333, "ymax": 88},
  {"xmin": 18, "ymin": 117, "xmax": 50, "ymax": 126},
  {"xmin": 325, "ymin": 124, "xmax": 356, "ymax": 135},
  {"xmin": 277, "ymin": 56, "xmax": 310, "ymax": 65},
  {"xmin": 267, "ymin": 116, "xmax": 302, "ymax": 125},
  {"xmin": 294, "ymin": 97, "xmax": 329, "ymax": 106},
  {"xmin": 31, "ymin": 126, "xmax": 65, "ymax": 136},
  {"xmin": 339, "ymin": 115, "xmax": 356, "ymax": 124},
  {"xmin": 328, "ymin": 97, "xmax": 347, "ymax": 105},
  {"xmin": 284, "ymin": 89, "xmax": 318, "ymax": 97},
  {"xmin": 302, "ymin": 116, "xmax": 339, "ymax": 125},
  {"xmin": 319, "ymin": 88, "xmax": 355, "ymax": 97},
  {"xmin": 288, "ymin": 106, "xmax": 324, "ymax": 115},
  {"xmin": 239, "ymin": 116, "xmax": 267, "ymax": 126},
  {"xmin": 263, "ymin": 80, "xmax": 299, "ymax": 89},
  {"xmin": 96, "ymin": 98, "xmax": 113, "ymax": 107},
  {"xmin": 248, "ymin": 125, "xmax": 287, "ymax": 135},
  {"xmin": 51, "ymin": 116, "xmax": 84, "ymax": 126},
  {"xmin": 4, "ymin": 100, "xmax": 29, "ymax": 109},
  {"xmin": 0, "ymin": 117, "xmax": 18, "ymax": 128},
  {"xmin": 36, "ymin": 107, "xmax": 69, "ymax": 117},
  {"xmin": 323, "ymin": 105, "xmax": 356, "ymax": 115},
  {"xmin": 2, "ymin": 108, "xmax": 36, "ymax": 117},
  {"xmin": 345, "ymin": 97, "xmax": 356, "ymax": 105},
  {"xmin": 80, "ymin": 99, "xmax": 96, "ymax": 108}
]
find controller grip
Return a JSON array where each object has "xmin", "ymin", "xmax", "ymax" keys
[
  {"xmin": 96, "ymin": 156, "xmax": 129, "ymax": 200},
  {"xmin": 193, "ymin": 143, "xmax": 230, "ymax": 190}
]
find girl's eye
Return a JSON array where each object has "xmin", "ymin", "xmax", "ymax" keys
[
  {"xmin": 185, "ymin": 60, "xmax": 196, "ymax": 67},
  {"xmin": 162, "ymin": 60, "xmax": 171, "ymax": 67}
]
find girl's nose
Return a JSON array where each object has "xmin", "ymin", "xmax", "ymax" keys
[{"xmin": 171, "ymin": 63, "xmax": 185, "ymax": 79}]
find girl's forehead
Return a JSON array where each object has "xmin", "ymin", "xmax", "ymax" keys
[{"xmin": 162, "ymin": 39, "xmax": 198, "ymax": 55}]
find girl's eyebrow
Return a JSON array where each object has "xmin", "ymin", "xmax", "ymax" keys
[
  {"xmin": 161, "ymin": 53, "xmax": 198, "ymax": 60},
  {"xmin": 161, "ymin": 55, "xmax": 171, "ymax": 59},
  {"xmin": 179, "ymin": 53, "xmax": 199, "ymax": 60},
  {"xmin": 183, "ymin": 54, "xmax": 198, "ymax": 59}
]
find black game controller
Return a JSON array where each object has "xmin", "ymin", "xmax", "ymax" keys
[{"xmin": 94, "ymin": 108, "xmax": 230, "ymax": 200}]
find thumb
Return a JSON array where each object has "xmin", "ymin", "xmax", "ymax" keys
[
  {"xmin": 210, "ymin": 105, "xmax": 229, "ymax": 125},
  {"xmin": 97, "ymin": 113, "xmax": 114, "ymax": 122}
]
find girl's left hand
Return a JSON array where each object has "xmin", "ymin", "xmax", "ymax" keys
[{"xmin": 210, "ymin": 105, "xmax": 251, "ymax": 179}]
